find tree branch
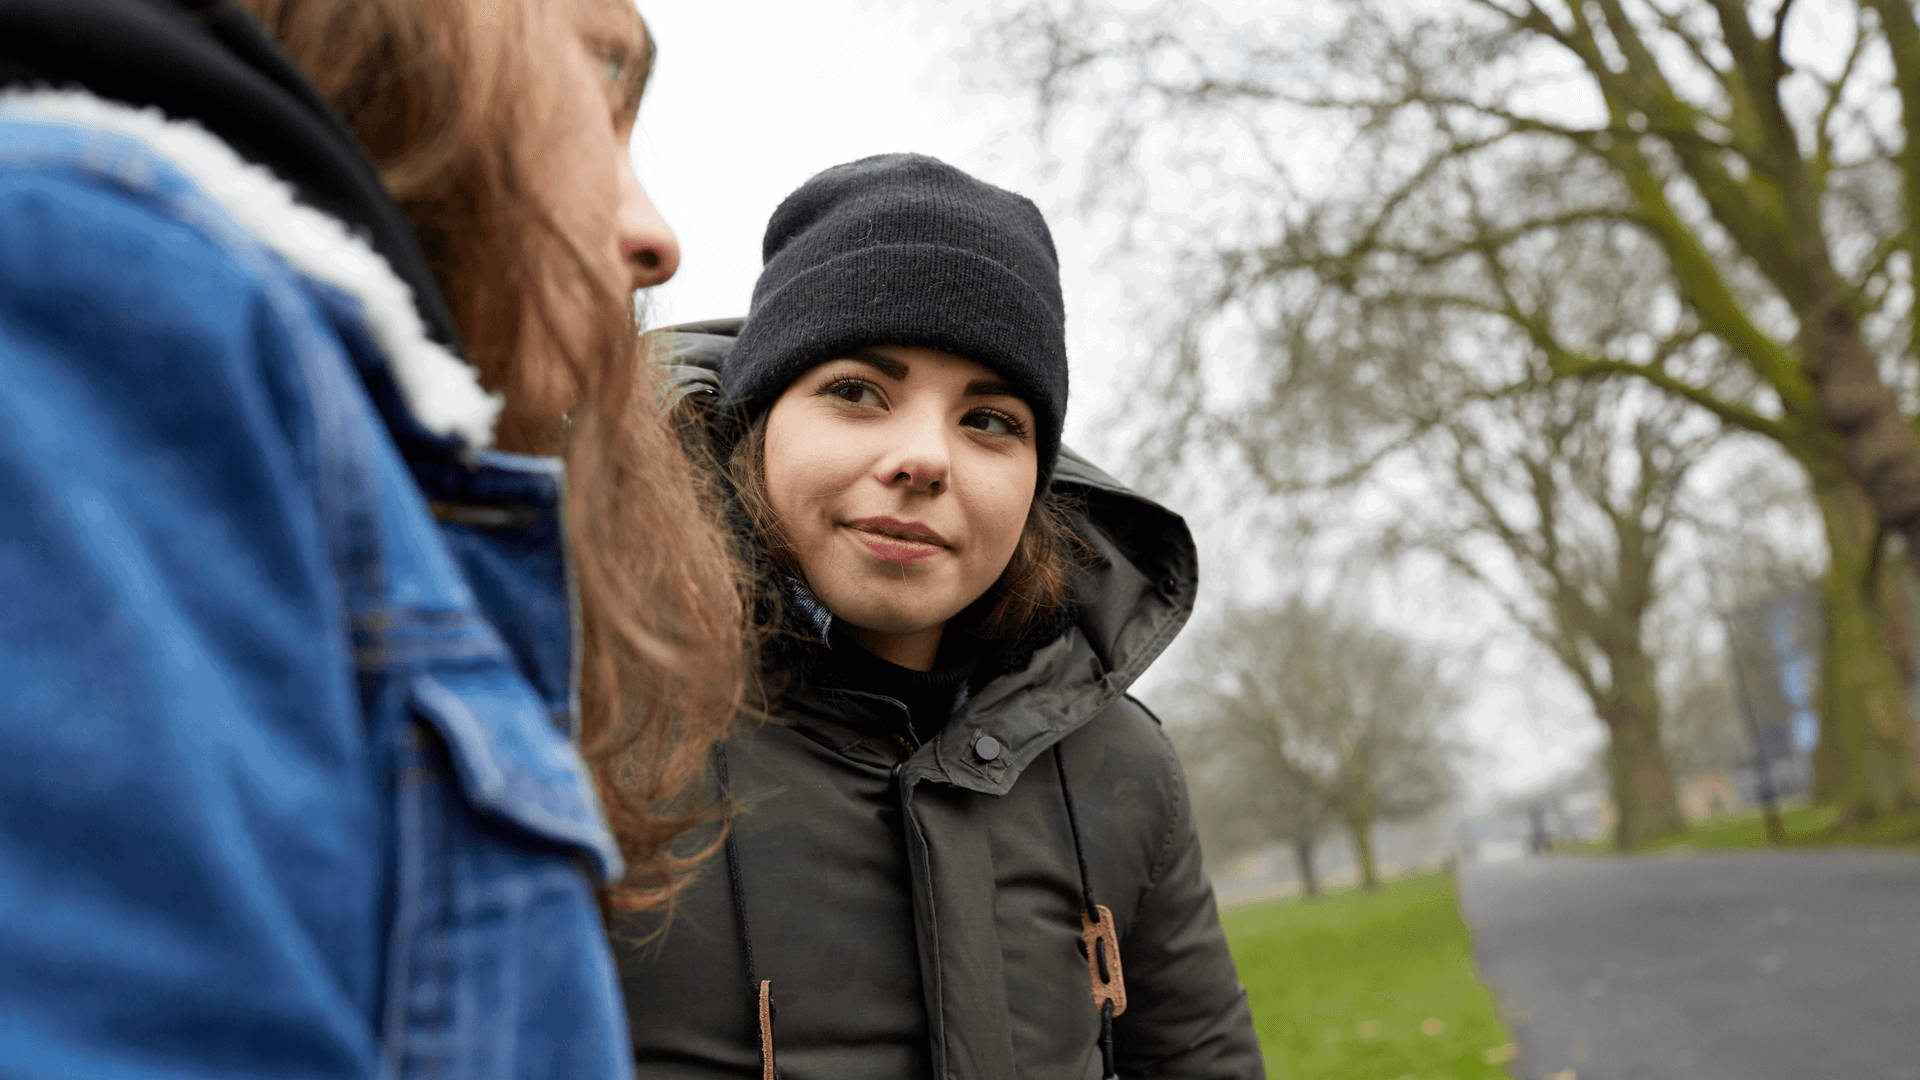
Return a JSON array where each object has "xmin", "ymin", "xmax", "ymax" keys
[
  {"xmin": 1813, "ymin": 7, "xmax": 1874, "ymax": 187},
  {"xmin": 1552, "ymin": 351, "xmax": 1802, "ymax": 447}
]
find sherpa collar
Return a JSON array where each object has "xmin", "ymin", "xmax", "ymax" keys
[{"xmin": 0, "ymin": 88, "xmax": 500, "ymax": 447}]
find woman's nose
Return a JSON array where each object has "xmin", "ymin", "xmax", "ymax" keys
[
  {"xmin": 884, "ymin": 417, "xmax": 952, "ymax": 494},
  {"xmin": 616, "ymin": 162, "xmax": 680, "ymax": 290}
]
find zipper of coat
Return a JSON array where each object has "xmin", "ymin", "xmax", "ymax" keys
[
  {"xmin": 878, "ymin": 690, "xmax": 948, "ymax": 1076},
  {"xmin": 892, "ymin": 755, "xmax": 947, "ymax": 1080}
]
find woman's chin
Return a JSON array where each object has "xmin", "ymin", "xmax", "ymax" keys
[{"xmin": 826, "ymin": 589, "xmax": 967, "ymax": 640}]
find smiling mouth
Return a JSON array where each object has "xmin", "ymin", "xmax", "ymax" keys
[
  {"xmin": 848, "ymin": 517, "xmax": 948, "ymax": 547},
  {"xmin": 845, "ymin": 519, "xmax": 948, "ymax": 565}
]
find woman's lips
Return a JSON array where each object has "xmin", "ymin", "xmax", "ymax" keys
[{"xmin": 845, "ymin": 518, "xmax": 947, "ymax": 564}]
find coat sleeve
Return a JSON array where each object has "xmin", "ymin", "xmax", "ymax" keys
[
  {"xmin": 0, "ymin": 165, "xmax": 381, "ymax": 1078},
  {"xmin": 1112, "ymin": 708, "xmax": 1267, "ymax": 1080}
]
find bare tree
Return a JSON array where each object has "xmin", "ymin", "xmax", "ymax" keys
[
  {"xmin": 1394, "ymin": 381, "xmax": 1710, "ymax": 846},
  {"xmin": 1181, "ymin": 599, "xmax": 1460, "ymax": 892},
  {"xmin": 979, "ymin": 0, "xmax": 1920, "ymax": 823},
  {"xmin": 1167, "ymin": 706, "xmax": 1336, "ymax": 896}
]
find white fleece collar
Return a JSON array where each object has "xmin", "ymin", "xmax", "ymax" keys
[{"xmin": 1, "ymin": 88, "xmax": 501, "ymax": 448}]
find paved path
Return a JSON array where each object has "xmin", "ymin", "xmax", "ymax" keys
[{"xmin": 1456, "ymin": 849, "xmax": 1920, "ymax": 1080}]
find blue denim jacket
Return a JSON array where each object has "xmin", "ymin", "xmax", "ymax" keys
[{"xmin": 0, "ymin": 98, "xmax": 634, "ymax": 1079}]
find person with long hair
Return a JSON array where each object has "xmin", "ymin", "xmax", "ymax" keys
[
  {"xmin": 618, "ymin": 154, "xmax": 1262, "ymax": 1080},
  {"xmin": 0, "ymin": 0, "xmax": 742, "ymax": 1075}
]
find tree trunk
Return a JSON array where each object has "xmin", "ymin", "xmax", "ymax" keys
[
  {"xmin": 1810, "ymin": 347, "xmax": 1920, "ymax": 586},
  {"xmin": 1344, "ymin": 812, "xmax": 1378, "ymax": 892},
  {"xmin": 1808, "ymin": 472, "xmax": 1919, "ymax": 822},
  {"xmin": 1291, "ymin": 836, "xmax": 1320, "ymax": 899},
  {"xmin": 1796, "ymin": 0, "xmax": 1920, "ymax": 584},
  {"xmin": 1598, "ymin": 647, "xmax": 1687, "ymax": 850}
]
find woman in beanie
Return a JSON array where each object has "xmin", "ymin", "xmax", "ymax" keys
[{"xmin": 618, "ymin": 154, "xmax": 1263, "ymax": 1080}]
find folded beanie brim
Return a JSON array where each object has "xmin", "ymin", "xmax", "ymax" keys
[{"xmin": 727, "ymin": 242, "xmax": 1067, "ymax": 487}]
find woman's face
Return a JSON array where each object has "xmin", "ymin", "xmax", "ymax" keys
[
  {"xmin": 763, "ymin": 347, "xmax": 1040, "ymax": 667},
  {"xmin": 551, "ymin": 0, "xmax": 678, "ymax": 290},
  {"xmin": 511, "ymin": 0, "xmax": 680, "ymax": 420}
]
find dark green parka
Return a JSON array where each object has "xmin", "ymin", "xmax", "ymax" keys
[{"xmin": 615, "ymin": 323, "xmax": 1262, "ymax": 1080}]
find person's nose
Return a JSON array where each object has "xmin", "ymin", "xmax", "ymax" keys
[
  {"xmin": 881, "ymin": 413, "xmax": 952, "ymax": 495},
  {"xmin": 616, "ymin": 160, "xmax": 680, "ymax": 290}
]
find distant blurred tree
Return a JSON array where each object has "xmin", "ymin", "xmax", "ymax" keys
[
  {"xmin": 980, "ymin": 0, "xmax": 1920, "ymax": 824},
  {"xmin": 1179, "ymin": 599, "xmax": 1460, "ymax": 892},
  {"xmin": 1399, "ymin": 380, "xmax": 1707, "ymax": 847},
  {"xmin": 1662, "ymin": 653, "xmax": 1755, "ymax": 777},
  {"xmin": 1167, "ymin": 699, "xmax": 1336, "ymax": 896}
]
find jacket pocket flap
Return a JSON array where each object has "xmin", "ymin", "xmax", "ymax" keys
[{"xmin": 408, "ymin": 670, "xmax": 623, "ymax": 882}]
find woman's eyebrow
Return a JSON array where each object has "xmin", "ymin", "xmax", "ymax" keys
[
  {"xmin": 966, "ymin": 378, "xmax": 1018, "ymax": 398},
  {"xmin": 845, "ymin": 349, "xmax": 910, "ymax": 380}
]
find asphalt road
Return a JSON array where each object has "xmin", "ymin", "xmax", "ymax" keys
[{"xmin": 1455, "ymin": 849, "xmax": 1920, "ymax": 1080}]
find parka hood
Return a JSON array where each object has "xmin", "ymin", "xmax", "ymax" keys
[{"xmin": 650, "ymin": 318, "xmax": 1199, "ymax": 794}]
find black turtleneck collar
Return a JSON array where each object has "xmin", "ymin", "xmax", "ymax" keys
[
  {"xmin": 817, "ymin": 624, "xmax": 978, "ymax": 745},
  {"xmin": 769, "ymin": 568, "xmax": 1083, "ymax": 745},
  {"xmin": 0, "ymin": 0, "xmax": 460, "ymax": 354}
]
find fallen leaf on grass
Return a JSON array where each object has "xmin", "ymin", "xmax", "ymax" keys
[
  {"xmin": 1419, "ymin": 1018, "xmax": 1444, "ymax": 1036},
  {"xmin": 1357, "ymin": 1020, "xmax": 1381, "ymax": 1038},
  {"xmin": 1483, "ymin": 1044, "xmax": 1517, "ymax": 1064}
]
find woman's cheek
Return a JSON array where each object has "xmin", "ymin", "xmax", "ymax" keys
[{"xmin": 980, "ymin": 470, "xmax": 1035, "ymax": 551}]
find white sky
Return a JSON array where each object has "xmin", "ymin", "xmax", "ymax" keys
[
  {"xmin": 633, "ymin": 0, "xmax": 1135, "ymax": 451},
  {"xmin": 628, "ymin": 0, "xmax": 1604, "ymax": 801}
]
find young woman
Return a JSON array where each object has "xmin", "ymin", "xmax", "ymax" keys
[
  {"xmin": 0, "ymin": 0, "xmax": 741, "ymax": 1076},
  {"xmin": 620, "ymin": 155, "xmax": 1263, "ymax": 1079}
]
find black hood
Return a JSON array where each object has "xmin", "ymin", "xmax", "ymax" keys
[{"xmin": 0, "ymin": 0, "xmax": 460, "ymax": 352}]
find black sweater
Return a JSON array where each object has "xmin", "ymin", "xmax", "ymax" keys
[{"xmin": 816, "ymin": 626, "xmax": 978, "ymax": 745}]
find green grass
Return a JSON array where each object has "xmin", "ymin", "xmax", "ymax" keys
[
  {"xmin": 1568, "ymin": 802, "xmax": 1920, "ymax": 854},
  {"xmin": 1221, "ymin": 872, "xmax": 1516, "ymax": 1080},
  {"xmin": 1621, "ymin": 803, "xmax": 1838, "ymax": 852},
  {"xmin": 1826, "ymin": 807, "xmax": 1920, "ymax": 845}
]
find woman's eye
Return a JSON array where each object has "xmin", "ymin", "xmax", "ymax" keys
[
  {"xmin": 964, "ymin": 410, "xmax": 1021, "ymax": 436},
  {"xmin": 597, "ymin": 42, "xmax": 630, "ymax": 84},
  {"xmin": 827, "ymin": 381, "xmax": 883, "ymax": 407}
]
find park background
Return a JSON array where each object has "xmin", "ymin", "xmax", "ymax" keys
[{"xmin": 627, "ymin": 2, "xmax": 1920, "ymax": 1076}]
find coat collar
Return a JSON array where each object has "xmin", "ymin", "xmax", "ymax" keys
[
  {"xmin": 0, "ymin": 0, "xmax": 462, "ymax": 350},
  {"xmin": 918, "ymin": 449, "xmax": 1197, "ymax": 795},
  {"xmin": 0, "ymin": 87, "xmax": 500, "ymax": 449}
]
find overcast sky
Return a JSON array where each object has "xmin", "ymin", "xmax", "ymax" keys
[
  {"xmin": 628, "ymin": 0, "xmax": 1604, "ymax": 801},
  {"xmin": 633, "ymin": 1, "xmax": 1142, "ymax": 450}
]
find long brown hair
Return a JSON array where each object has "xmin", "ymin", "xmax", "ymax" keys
[{"xmin": 244, "ymin": 0, "xmax": 745, "ymax": 912}]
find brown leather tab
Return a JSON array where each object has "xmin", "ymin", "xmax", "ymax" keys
[
  {"xmin": 1080, "ymin": 904, "xmax": 1127, "ymax": 1017},
  {"xmin": 758, "ymin": 979, "xmax": 775, "ymax": 1080}
]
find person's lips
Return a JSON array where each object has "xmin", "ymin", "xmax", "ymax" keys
[
  {"xmin": 846, "ymin": 517, "xmax": 948, "ymax": 564},
  {"xmin": 848, "ymin": 517, "xmax": 949, "ymax": 546}
]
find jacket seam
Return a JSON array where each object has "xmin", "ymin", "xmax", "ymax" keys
[{"xmin": 1127, "ymin": 697, "xmax": 1188, "ymax": 928}]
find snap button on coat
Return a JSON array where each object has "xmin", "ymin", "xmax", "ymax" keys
[{"xmin": 974, "ymin": 735, "xmax": 1002, "ymax": 761}]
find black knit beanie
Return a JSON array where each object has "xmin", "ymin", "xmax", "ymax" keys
[{"xmin": 722, "ymin": 153, "xmax": 1069, "ymax": 490}]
